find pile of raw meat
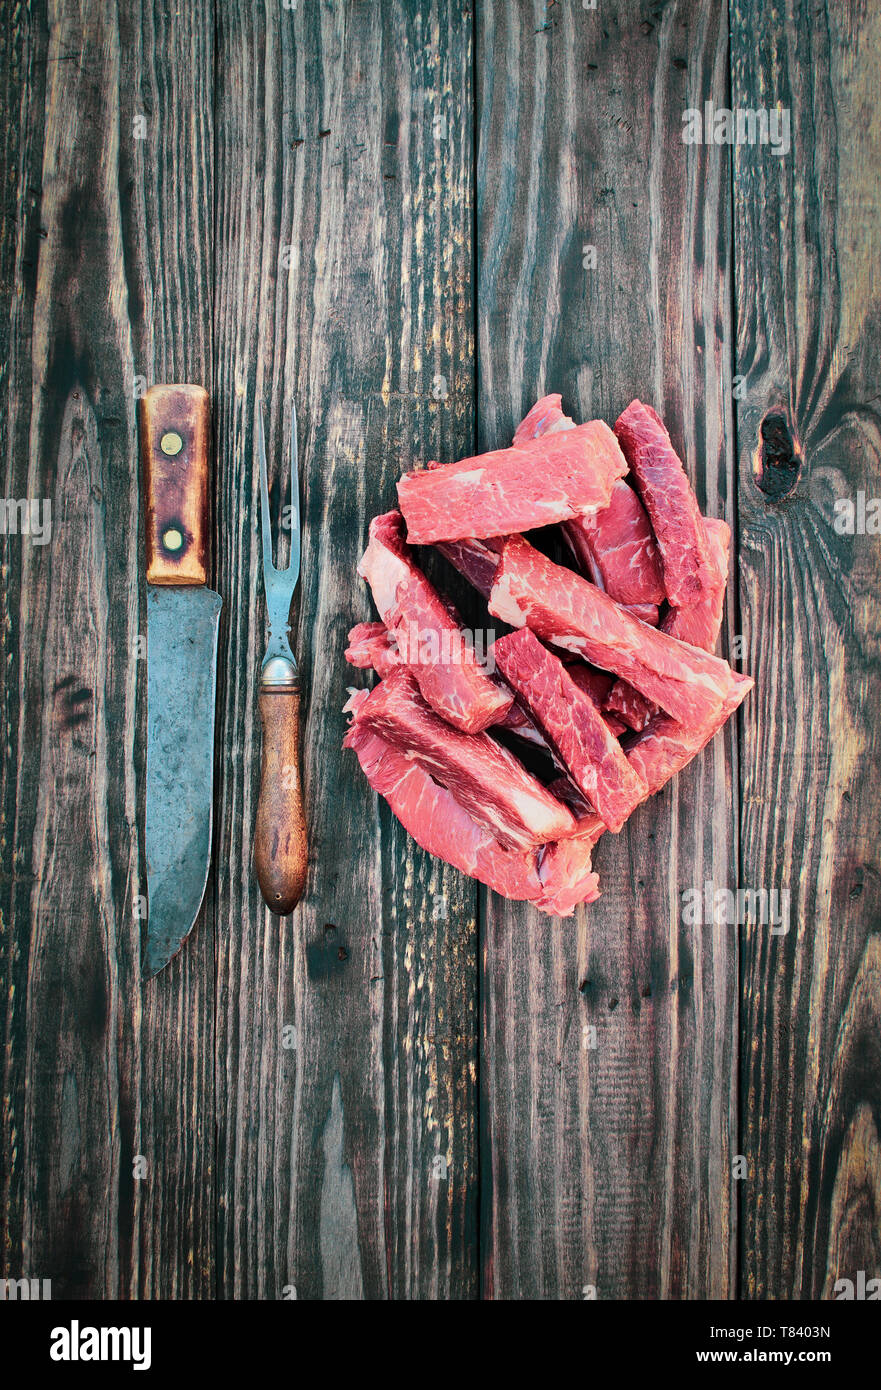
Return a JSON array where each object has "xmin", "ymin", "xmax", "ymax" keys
[{"xmin": 344, "ymin": 396, "xmax": 753, "ymax": 916}]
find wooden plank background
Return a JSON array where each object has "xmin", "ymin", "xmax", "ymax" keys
[
  {"xmin": 732, "ymin": 0, "xmax": 881, "ymax": 1299},
  {"xmin": 477, "ymin": 0, "xmax": 739, "ymax": 1300},
  {"xmin": 210, "ymin": 0, "xmax": 477, "ymax": 1301},
  {"xmin": 0, "ymin": 0, "xmax": 878, "ymax": 1301}
]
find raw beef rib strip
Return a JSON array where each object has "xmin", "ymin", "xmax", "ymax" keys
[
  {"xmin": 397, "ymin": 421, "xmax": 628, "ymax": 544},
  {"xmin": 604, "ymin": 514, "xmax": 732, "ymax": 730},
  {"xmin": 358, "ymin": 510, "xmax": 511, "ymax": 733},
  {"xmin": 345, "ymin": 621, "xmax": 402, "ymax": 680},
  {"xmin": 621, "ymin": 601, "xmax": 660, "ymax": 626},
  {"xmin": 351, "ymin": 668, "xmax": 576, "ymax": 852},
  {"xmin": 432, "ymin": 535, "xmax": 502, "ymax": 600},
  {"xmin": 356, "ymin": 488, "xmax": 509, "ymax": 713},
  {"xmin": 664, "ymin": 516, "xmax": 730, "ymax": 650},
  {"xmin": 489, "ymin": 535, "xmax": 749, "ymax": 728},
  {"xmin": 345, "ymin": 623, "xmax": 547, "ymax": 746},
  {"xmin": 614, "ymin": 399, "xmax": 723, "ymax": 610},
  {"xmin": 345, "ymin": 616, "xmax": 624, "ymax": 744},
  {"xmin": 559, "ymin": 663, "xmax": 627, "ymax": 736},
  {"xmin": 513, "ymin": 396, "xmax": 665, "ymax": 618},
  {"xmin": 345, "ymin": 714, "xmax": 542, "ymax": 901},
  {"xmin": 493, "ymin": 694, "xmax": 548, "ymax": 747},
  {"xmin": 429, "ymin": 533, "xmax": 666, "ymax": 632},
  {"xmin": 434, "ymin": 398, "xmax": 575, "ymax": 604},
  {"xmin": 512, "ymin": 392, "xmax": 575, "ymax": 443},
  {"xmin": 564, "ymin": 664, "xmax": 612, "ymax": 707},
  {"xmin": 345, "ymin": 617, "xmax": 547, "ymax": 746},
  {"xmin": 602, "ymin": 672, "xmax": 656, "ymax": 734},
  {"xmin": 430, "ymin": 403, "xmax": 651, "ymax": 611},
  {"xmin": 423, "ymin": 459, "xmax": 507, "ymax": 598},
  {"xmin": 621, "ymin": 518, "xmax": 750, "ymax": 794},
  {"xmin": 537, "ymin": 816, "xmax": 604, "ymax": 913},
  {"xmin": 493, "ymin": 629, "xmax": 647, "ymax": 832},
  {"xmin": 561, "ymin": 480, "xmax": 666, "ymax": 609},
  {"xmin": 536, "ymin": 777, "xmax": 605, "ymax": 910},
  {"xmin": 345, "ymin": 713, "xmax": 599, "ymax": 917},
  {"xmin": 625, "ymin": 673, "xmax": 753, "ymax": 799},
  {"xmin": 344, "ymin": 617, "xmax": 538, "ymax": 736},
  {"xmin": 497, "ymin": 659, "xmax": 628, "ymax": 748}
]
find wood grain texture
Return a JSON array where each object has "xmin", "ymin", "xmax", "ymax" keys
[
  {"xmin": 476, "ymin": 0, "xmax": 738, "ymax": 1299},
  {"xmin": 0, "ymin": 0, "xmax": 217, "ymax": 1298},
  {"xmin": 1, "ymin": 0, "xmax": 879, "ymax": 1304},
  {"xmin": 211, "ymin": 0, "xmax": 477, "ymax": 1298},
  {"xmin": 121, "ymin": 0, "xmax": 218, "ymax": 1302},
  {"xmin": 732, "ymin": 0, "xmax": 881, "ymax": 1299},
  {"xmin": 0, "ymin": 0, "xmax": 38, "ymax": 1295}
]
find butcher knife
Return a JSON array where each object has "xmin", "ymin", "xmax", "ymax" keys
[{"xmin": 140, "ymin": 385, "xmax": 222, "ymax": 977}]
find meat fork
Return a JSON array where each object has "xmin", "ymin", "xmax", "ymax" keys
[{"xmin": 253, "ymin": 403, "xmax": 308, "ymax": 912}]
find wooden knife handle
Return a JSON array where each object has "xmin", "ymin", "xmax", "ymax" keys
[
  {"xmin": 254, "ymin": 683, "xmax": 308, "ymax": 913},
  {"xmin": 139, "ymin": 384, "xmax": 210, "ymax": 585}
]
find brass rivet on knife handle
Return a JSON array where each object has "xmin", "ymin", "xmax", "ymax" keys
[
  {"xmin": 140, "ymin": 384, "xmax": 210, "ymax": 585},
  {"xmin": 254, "ymin": 681, "xmax": 308, "ymax": 913}
]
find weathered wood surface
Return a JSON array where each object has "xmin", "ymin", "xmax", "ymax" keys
[
  {"xmin": 477, "ymin": 0, "xmax": 738, "ymax": 1300},
  {"xmin": 0, "ymin": 0, "xmax": 217, "ymax": 1298},
  {"xmin": 0, "ymin": 0, "xmax": 878, "ymax": 1302},
  {"xmin": 211, "ymin": 0, "xmax": 477, "ymax": 1299},
  {"xmin": 732, "ymin": 0, "xmax": 881, "ymax": 1299}
]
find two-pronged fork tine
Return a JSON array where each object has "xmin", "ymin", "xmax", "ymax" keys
[
  {"xmin": 254, "ymin": 400, "xmax": 308, "ymax": 915},
  {"xmin": 257, "ymin": 404, "xmax": 299, "ymax": 681},
  {"xmin": 288, "ymin": 405, "xmax": 300, "ymax": 581},
  {"xmin": 256, "ymin": 404, "xmax": 273, "ymax": 572}
]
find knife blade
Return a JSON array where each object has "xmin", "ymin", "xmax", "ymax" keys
[{"xmin": 140, "ymin": 385, "xmax": 222, "ymax": 978}]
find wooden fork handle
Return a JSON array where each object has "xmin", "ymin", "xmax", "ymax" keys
[{"xmin": 254, "ymin": 683, "xmax": 308, "ymax": 913}]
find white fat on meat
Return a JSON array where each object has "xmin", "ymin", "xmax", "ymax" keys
[
  {"xmin": 548, "ymin": 633, "xmax": 588, "ymax": 655},
  {"xmin": 490, "ymin": 572, "xmax": 529, "ymax": 627},
  {"xmin": 357, "ymin": 535, "xmax": 409, "ymax": 619}
]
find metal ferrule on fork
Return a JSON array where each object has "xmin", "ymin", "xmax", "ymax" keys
[{"xmin": 261, "ymin": 656, "xmax": 299, "ymax": 689}]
